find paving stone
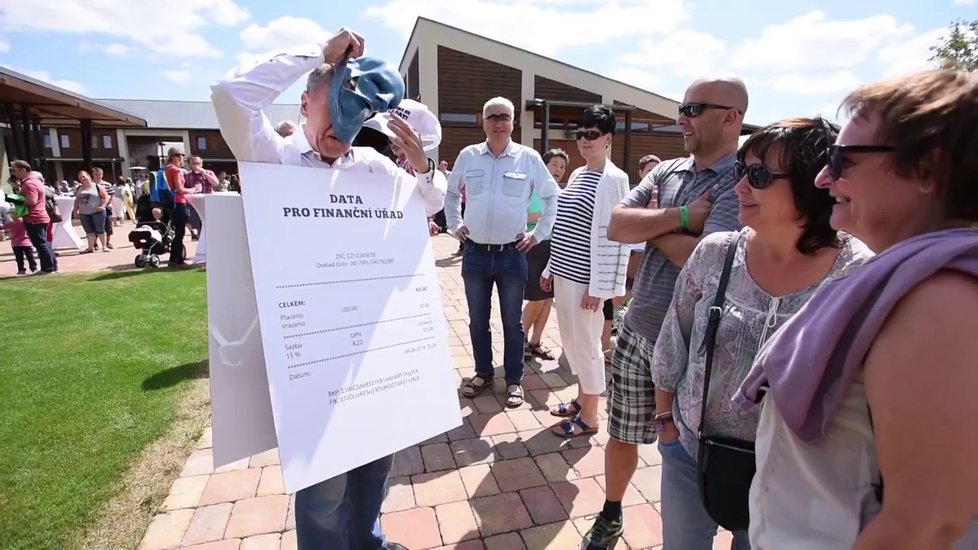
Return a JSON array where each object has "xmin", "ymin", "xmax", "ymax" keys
[
  {"xmin": 489, "ymin": 457, "xmax": 547, "ymax": 492},
  {"xmin": 185, "ymin": 540, "xmax": 241, "ymax": 550},
  {"xmin": 620, "ymin": 504, "xmax": 663, "ymax": 549},
  {"xmin": 139, "ymin": 509, "xmax": 195, "ymax": 550},
  {"xmin": 631, "ymin": 466, "xmax": 662, "ymax": 503},
  {"xmin": 435, "ymin": 501, "xmax": 480, "ymax": 544},
  {"xmin": 281, "ymin": 529, "xmax": 297, "ymax": 550},
  {"xmin": 256, "ymin": 466, "xmax": 285, "ymax": 496},
  {"xmin": 421, "ymin": 431, "xmax": 450, "ymax": 445},
  {"xmin": 380, "ymin": 477, "xmax": 416, "ymax": 513},
  {"xmin": 533, "ymin": 452, "xmax": 578, "ymax": 483},
  {"xmin": 161, "ymin": 474, "xmax": 209, "ymax": 511},
  {"xmin": 381, "ymin": 507, "xmax": 442, "ymax": 550},
  {"xmin": 520, "ymin": 428, "xmax": 572, "ymax": 457},
  {"xmin": 391, "ymin": 446, "xmax": 425, "ymax": 477},
  {"xmin": 638, "ymin": 442, "xmax": 662, "ymax": 467},
  {"xmin": 519, "ymin": 486, "xmax": 568, "ymax": 524},
  {"xmin": 225, "ymin": 495, "xmax": 290, "ymax": 538},
  {"xmin": 432, "ymin": 542, "xmax": 486, "ymax": 550},
  {"xmin": 180, "ymin": 449, "xmax": 215, "ymax": 477},
  {"xmin": 197, "ymin": 427, "xmax": 213, "ymax": 449},
  {"xmin": 562, "ymin": 445, "xmax": 607, "ymax": 478},
  {"xmin": 239, "ymin": 533, "xmax": 280, "ymax": 550},
  {"xmin": 412, "ymin": 470, "xmax": 468, "ymax": 507},
  {"xmin": 182, "ymin": 503, "xmax": 233, "ymax": 546},
  {"xmin": 470, "ymin": 493, "xmax": 532, "ymax": 537},
  {"xmin": 446, "ymin": 418, "xmax": 478, "ymax": 441},
  {"xmin": 551, "ymin": 478, "xmax": 606, "ymax": 518},
  {"xmin": 422, "ymin": 442, "xmax": 457, "ymax": 472},
  {"xmin": 592, "ymin": 475, "xmax": 645, "ymax": 507},
  {"xmin": 521, "ymin": 374, "xmax": 548, "ymax": 390},
  {"xmin": 248, "ymin": 448, "xmax": 280, "ymax": 468},
  {"xmin": 489, "ymin": 433, "xmax": 528, "ymax": 460},
  {"xmin": 198, "ymin": 469, "xmax": 262, "ymax": 506},
  {"xmin": 286, "ymin": 493, "xmax": 296, "ymax": 530},
  {"xmin": 472, "ymin": 394, "xmax": 504, "ymax": 414},
  {"xmin": 458, "ymin": 464, "xmax": 500, "ymax": 498},
  {"xmin": 215, "ymin": 457, "xmax": 251, "ymax": 473},
  {"xmin": 520, "ymin": 521, "xmax": 583, "ymax": 549},
  {"xmin": 482, "ymin": 532, "xmax": 527, "ymax": 550},
  {"xmin": 449, "ymin": 437, "xmax": 495, "ymax": 467},
  {"xmin": 469, "ymin": 413, "xmax": 517, "ymax": 436}
]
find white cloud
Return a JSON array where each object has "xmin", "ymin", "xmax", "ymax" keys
[
  {"xmin": 764, "ymin": 71, "xmax": 862, "ymax": 95},
  {"xmin": 0, "ymin": 35, "xmax": 9, "ymax": 53},
  {"xmin": 364, "ymin": 0, "xmax": 689, "ymax": 56},
  {"xmin": 730, "ymin": 11, "xmax": 914, "ymax": 72},
  {"xmin": 615, "ymin": 29, "xmax": 726, "ymax": 78},
  {"xmin": 162, "ymin": 69, "xmax": 193, "ymax": 83},
  {"xmin": 105, "ymin": 43, "xmax": 130, "ymax": 56},
  {"xmin": 0, "ymin": 0, "xmax": 249, "ymax": 58},
  {"xmin": 240, "ymin": 16, "xmax": 328, "ymax": 52},
  {"xmin": 604, "ymin": 67, "xmax": 664, "ymax": 92},
  {"xmin": 877, "ymin": 27, "xmax": 946, "ymax": 77},
  {"xmin": 954, "ymin": 0, "xmax": 975, "ymax": 5},
  {"xmin": 13, "ymin": 68, "xmax": 87, "ymax": 94}
]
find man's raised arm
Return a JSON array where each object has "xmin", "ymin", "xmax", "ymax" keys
[{"xmin": 210, "ymin": 48, "xmax": 325, "ymax": 163}]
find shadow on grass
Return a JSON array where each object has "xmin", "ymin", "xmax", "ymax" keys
[
  {"xmin": 89, "ymin": 265, "xmax": 205, "ymax": 281},
  {"xmin": 142, "ymin": 360, "xmax": 209, "ymax": 391}
]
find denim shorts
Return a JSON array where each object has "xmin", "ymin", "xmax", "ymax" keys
[{"xmin": 80, "ymin": 210, "xmax": 107, "ymax": 235}]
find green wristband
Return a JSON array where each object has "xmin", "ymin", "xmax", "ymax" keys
[{"xmin": 679, "ymin": 206, "xmax": 689, "ymax": 232}]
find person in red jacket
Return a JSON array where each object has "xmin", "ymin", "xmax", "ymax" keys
[
  {"xmin": 163, "ymin": 147, "xmax": 200, "ymax": 265},
  {"xmin": 10, "ymin": 160, "xmax": 57, "ymax": 274}
]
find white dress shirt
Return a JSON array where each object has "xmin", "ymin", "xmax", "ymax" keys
[
  {"xmin": 445, "ymin": 141, "xmax": 559, "ymax": 245},
  {"xmin": 210, "ymin": 46, "xmax": 446, "ymax": 216}
]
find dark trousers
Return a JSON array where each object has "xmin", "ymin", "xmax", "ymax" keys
[
  {"xmin": 13, "ymin": 246, "xmax": 36, "ymax": 273},
  {"xmin": 170, "ymin": 203, "xmax": 189, "ymax": 264},
  {"xmin": 24, "ymin": 221, "xmax": 57, "ymax": 273},
  {"xmin": 461, "ymin": 242, "xmax": 527, "ymax": 384}
]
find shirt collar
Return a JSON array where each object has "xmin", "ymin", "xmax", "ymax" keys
[
  {"xmin": 478, "ymin": 140, "xmax": 517, "ymax": 158},
  {"xmin": 681, "ymin": 151, "xmax": 737, "ymax": 174},
  {"xmin": 293, "ymin": 124, "xmax": 355, "ymax": 166}
]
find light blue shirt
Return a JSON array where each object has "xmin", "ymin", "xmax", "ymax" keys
[{"xmin": 445, "ymin": 140, "xmax": 559, "ymax": 245}]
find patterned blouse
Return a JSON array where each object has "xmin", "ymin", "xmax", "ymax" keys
[{"xmin": 650, "ymin": 228, "xmax": 872, "ymax": 457}]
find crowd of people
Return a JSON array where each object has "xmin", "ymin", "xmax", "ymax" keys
[{"xmin": 7, "ymin": 25, "xmax": 977, "ymax": 550}]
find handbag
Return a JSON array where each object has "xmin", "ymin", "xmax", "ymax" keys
[{"xmin": 695, "ymin": 232, "xmax": 756, "ymax": 532}]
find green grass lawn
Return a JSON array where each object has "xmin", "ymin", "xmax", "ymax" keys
[{"xmin": 0, "ymin": 268, "xmax": 208, "ymax": 549}]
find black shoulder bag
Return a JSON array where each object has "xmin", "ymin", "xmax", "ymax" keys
[{"xmin": 696, "ymin": 233, "xmax": 756, "ymax": 532}]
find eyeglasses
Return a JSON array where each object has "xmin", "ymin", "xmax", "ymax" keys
[
  {"xmin": 826, "ymin": 144, "xmax": 895, "ymax": 180},
  {"xmin": 734, "ymin": 160, "xmax": 790, "ymax": 189},
  {"xmin": 575, "ymin": 130, "xmax": 603, "ymax": 141},
  {"xmin": 485, "ymin": 113, "xmax": 512, "ymax": 123},
  {"xmin": 678, "ymin": 103, "xmax": 741, "ymax": 118}
]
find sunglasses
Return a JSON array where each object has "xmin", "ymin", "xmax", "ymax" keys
[
  {"xmin": 734, "ymin": 161, "xmax": 790, "ymax": 189},
  {"xmin": 826, "ymin": 144, "xmax": 895, "ymax": 180},
  {"xmin": 678, "ymin": 102, "xmax": 739, "ymax": 118},
  {"xmin": 485, "ymin": 113, "xmax": 512, "ymax": 123},
  {"xmin": 575, "ymin": 129, "xmax": 603, "ymax": 141}
]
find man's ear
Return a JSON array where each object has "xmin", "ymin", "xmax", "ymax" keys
[{"xmin": 300, "ymin": 91, "xmax": 310, "ymax": 118}]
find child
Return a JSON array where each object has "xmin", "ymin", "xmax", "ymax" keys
[{"xmin": 3, "ymin": 216, "xmax": 37, "ymax": 274}]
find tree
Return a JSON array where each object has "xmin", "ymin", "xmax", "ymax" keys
[{"xmin": 930, "ymin": 19, "xmax": 978, "ymax": 71}]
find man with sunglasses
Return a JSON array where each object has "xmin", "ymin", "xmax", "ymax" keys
[
  {"xmin": 583, "ymin": 78, "xmax": 748, "ymax": 549},
  {"xmin": 445, "ymin": 96, "xmax": 560, "ymax": 409}
]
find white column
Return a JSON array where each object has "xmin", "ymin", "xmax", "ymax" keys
[
  {"xmin": 520, "ymin": 70, "xmax": 535, "ymax": 146},
  {"xmin": 418, "ymin": 42, "xmax": 439, "ymax": 162},
  {"xmin": 181, "ymin": 130, "xmax": 192, "ymax": 156},
  {"xmin": 49, "ymin": 128, "xmax": 61, "ymax": 157}
]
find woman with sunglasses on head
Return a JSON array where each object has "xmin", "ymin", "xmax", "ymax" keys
[
  {"xmin": 737, "ymin": 71, "xmax": 978, "ymax": 549},
  {"xmin": 541, "ymin": 105, "xmax": 630, "ymax": 437},
  {"xmin": 650, "ymin": 117, "xmax": 872, "ymax": 549}
]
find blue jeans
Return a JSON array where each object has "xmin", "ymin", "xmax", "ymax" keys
[
  {"xmin": 294, "ymin": 454, "xmax": 394, "ymax": 549},
  {"xmin": 659, "ymin": 440, "xmax": 751, "ymax": 550},
  {"xmin": 461, "ymin": 241, "xmax": 527, "ymax": 385},
  {"xmin": 24, "ymin": 221, "xmax": 56, "ymax": 273}
]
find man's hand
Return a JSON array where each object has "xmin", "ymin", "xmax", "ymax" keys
[
  {"xmin": 540, "ymin": 275, "xmax": 553, "ymax": 292},
  {"xmin": 685, "ymin": 189, "xmax": 712, "ymax": 235},
  {"xmin": 516, "ymin": 232, "xmax": 537, "ymax": 252},
  {"xmin": 580, "ymin": 293, "xmax": 601, "ymax": 312},
  {"xmin": 453, "ymin": 224, "xmax": 469, "ymax": 242},
  {"xmin": 428, "ymin": 219, "xmax": 439, "ymax": 236},
  {"xmin": 646, "ymin": 184, "xmax": 659, "ymax": 209},
  {"xmin": 322, "ymin": 28, "xmax": 365, "ymax": 64},
  {"xmin": 389, "ymin": 117, "xmax": 428, "ymax": 173}
]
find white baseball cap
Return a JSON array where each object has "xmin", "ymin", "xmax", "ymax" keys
[{"xmin": 362, "ymin": 99, "xmax": 442, "ymax": 151}]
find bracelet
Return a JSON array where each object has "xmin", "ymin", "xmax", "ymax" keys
[
  {"xmin": 653, "ymin": 411, "xmax": 673, "ymax": 421},
  {"xmin": 678, "ymin": 206, "xmax": 689, "ymax": 232}
]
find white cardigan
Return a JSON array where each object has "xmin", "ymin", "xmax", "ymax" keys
[{"xmin": 543, "ymin": 159, "xmax": 630, "ymax": 300}]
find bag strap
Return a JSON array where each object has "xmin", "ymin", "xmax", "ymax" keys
[{"xmin": 697, "ymin": 232, "xmax": 741, "ymax": 438}]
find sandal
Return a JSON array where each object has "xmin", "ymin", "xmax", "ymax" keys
[
  {"xmin": 550, "ymin": 399, "xmax": 581, "ymax": 417},
  {"xmin": 552, "ymin": 415, "xmax": 599, "ymax": 438},
  {"xmin": 462, "ymin": 373, "xmax": 493, "ymax": 398},
  {"xmin": 505, "ymin": 384, "xmax": 524, "ymax": 408},
  {"xmin": 527, "ymin": 341, "xmax": 556, "ymax": 360}
]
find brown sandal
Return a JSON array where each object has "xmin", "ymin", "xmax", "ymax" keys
[
  {"xmin": 462, "ymin": 373, "xmax": 493, "ymax": 398},
  {"xmin": 527, "ymin": 341, "xmax": 556, "ymax": 360}
]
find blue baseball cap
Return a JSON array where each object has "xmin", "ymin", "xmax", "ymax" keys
[{"xmin": 328, "ymin": 56, "xmax": 405, "ymax": 144}]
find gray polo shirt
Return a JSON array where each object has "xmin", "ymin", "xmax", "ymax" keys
[{"xmin": 622, "ymin": 153, "xmax": 742, "ymax": 343}]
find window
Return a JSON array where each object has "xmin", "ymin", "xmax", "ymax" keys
[
  {"xmin": 615, "ymin": 119, "xmax": 653, "ymax": 132},
  {"xmin": 103, "ymin": 134, "xmax": 113, "ymax": 148},
  {"xmin": 196, "ymin": 136, "xmax": 207, "ymax": 151},
  {"xmin": 60, "ymin": 134, "xmax": 70, "ymax": 148},
  {"xmin": 439, "ymin": 113, "xmax": 478, "ymax": 124},
  {"xmin": 43, "ymin": 134, "xmax": 52, "ymax": 149},
  {"xmin": 91, "ymin": 135, "xmax": 99, "ymax": 149}
]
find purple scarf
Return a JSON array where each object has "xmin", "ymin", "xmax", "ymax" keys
[{"xmin": 734, "ymin": 228, "xmax": 978, "ymax": 444}]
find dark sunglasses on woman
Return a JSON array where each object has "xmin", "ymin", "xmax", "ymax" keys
[
  {"xmin": 825, "ymin": 144, "xmax": 894, "ymax": 180},
  {"xmin": 734, "ymin": 160, "xmax": 790, "ymax": 189},
  {"xmin": 575, "ymin": 129, "xmax": 603, "ymax": 141}
]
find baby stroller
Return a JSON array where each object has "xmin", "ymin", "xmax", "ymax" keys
[{"xmin": 128, "ymin": 205, "xmax": 173, "ymax": 268}]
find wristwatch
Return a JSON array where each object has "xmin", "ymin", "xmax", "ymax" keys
[{"xmin": 653, "ymin": 411, "xmax": 674, "ymax": 433}]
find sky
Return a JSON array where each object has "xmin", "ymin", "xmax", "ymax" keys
[{"xmin": 0, "ymin": 0, "xmax": 975, "ymax": 127}]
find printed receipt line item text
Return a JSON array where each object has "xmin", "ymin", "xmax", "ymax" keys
[
  {"xmin": 282, "ymin": 313, "xmax": 433, "ymax": 340},
  {"xmin": 288, "ymin": 336, "xmax": 437, "ymax": 369},
  {"xmin": 275, "ymin": 273, "xmax": 423, "ymax": 289}
]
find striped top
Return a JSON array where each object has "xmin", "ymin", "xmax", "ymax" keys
[{"xmin": 549, "ymin": 170, "xmax": 602, "ymax": 284}]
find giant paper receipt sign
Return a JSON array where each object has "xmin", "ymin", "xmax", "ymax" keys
[{"xmin": 229, "ymin": 161, "xmax": 460, "ymax": 494}]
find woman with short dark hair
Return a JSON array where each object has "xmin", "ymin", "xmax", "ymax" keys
[{"xmin": 542, "ymin": 105, "xmax": 630, "ymax": 437}]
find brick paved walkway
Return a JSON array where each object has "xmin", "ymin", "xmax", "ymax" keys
[{"xmin": 136, "ymin": 235, "xmax": 731, "ymax": 550}]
